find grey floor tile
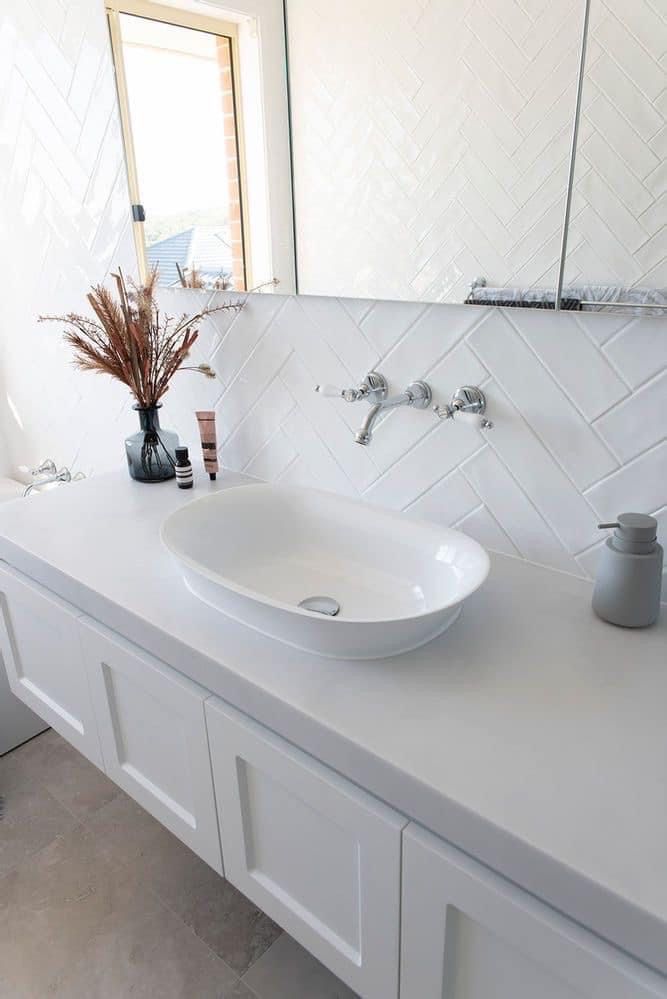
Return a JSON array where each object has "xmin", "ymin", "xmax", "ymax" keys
[
  {"xmin": 167, "ymin": 867, "xmax": 283, "ymax": 976},
  {"xmin": 86, "ymin": 791, "xmax": 196, "ymax": 882},
  {"xmin": 0, "ymin": 732, "xmax": 47, "ymax": 794},
  {"xmin": 4, "ymin": 728, "xmax": 119, "ymax": 820},
  {"xmin": 221, "ymin": 982, "xmax": 260, "ymax": 999},
  {"xmin": 0, "ymin": 822, "xmax": 158, "ymax": 996},
  {"xmin": 89, "ymin": 793, "xmax": 282, "ymax": 975},
  {"xmin": 243, "ymin": 934, "xmax": 359, "ymax": 999},
  {"xmin": 0, "ymin": 778, "xmax": 78, "ymax": 878},
  {"xmin": 48, "ymin": 896, "xmax": 238, "ymax": 998}
]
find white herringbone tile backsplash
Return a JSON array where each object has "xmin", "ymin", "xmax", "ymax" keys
[
  {"xmin": 0, "ymin": 0, "xmax": 664, "ymax": 602},
  {"xmin": 157, "ymin": 288, "xmax": 667, "ymax": 598}
]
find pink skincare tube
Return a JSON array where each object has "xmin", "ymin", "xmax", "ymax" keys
[{"xmin": 195, "ymin": 411, "xmax": 219, "ymax": 480}]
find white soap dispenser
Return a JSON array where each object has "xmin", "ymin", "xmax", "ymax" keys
[{"xmin": 592, "ymin": 513, "xmax": 663, "ymax": 628}]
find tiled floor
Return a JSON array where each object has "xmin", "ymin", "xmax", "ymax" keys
[{"xmin": 0, "ymin": 729, "xmax": 359, "ymax": 998}]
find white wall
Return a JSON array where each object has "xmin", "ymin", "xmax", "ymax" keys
[
  {"xmin": 0, "ymin": 0, "xmax": 293, "ymax": 478},
  {"xmin": 0, "ymin": 0, "xmax": 664, "ymax": 600},
  {"xmin": 0, "ymin": 0, "xmax": 137, "ymax": 476}
]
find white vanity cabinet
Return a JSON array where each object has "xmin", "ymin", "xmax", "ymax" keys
[
  {"xmin": 0, "ymin": 563, "xmax": 102, "ymax": 766},
  {"xmin": 401, "ymin": 823, "xmax": 667, "ymax": 999},
  {"xmin": 205, "ymin": 697, "xmax": 406, "ymax": 999},
  {"xmin": 1, "ymin": 542, "xmax": 665, "ymax": 999},
  {"xmin": 79, "ymin": 618, "xmax": 222, "ymax": 874}
]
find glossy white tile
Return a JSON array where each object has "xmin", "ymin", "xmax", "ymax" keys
[
  {"xmin": 404, "ymin": 468, "xmax": 480, "ymax": 527},
  {"xmin": 460, "ymin": 446, "xmax": 581, "ymax": 573},
  {"xmin": 584, "ymin": 442, "xmax": 667, "ymax": 524},
  {"xmin": 453, "ymin": 506, "xmax": 520, "ymax": 558},
  {"xmin": 603, "ymin": 322, "xmax": 667, "ymax": 390},
  {"xmin": 483, "ymin": 383, "xmax": 600, "ymax": 553},
  {"xmin": 507, "ymin": 307, "xmax": 629, "ymax": 420},
  {"xmin": 468, "ymin": 310, "xmax": 619, "ymax": 488},
  {"xmin": 594, "ymin": 372, "xmax": 666, "ymax": 463}
]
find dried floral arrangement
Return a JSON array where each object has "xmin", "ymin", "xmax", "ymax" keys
[{"xmin": 39, "ymin": 268, "xmax": 240, "ymax": 409}]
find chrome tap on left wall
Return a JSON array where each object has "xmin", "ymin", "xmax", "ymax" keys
[{"xmin": 23, "ymin": 460, "xmax": 85, "ymax": 496}]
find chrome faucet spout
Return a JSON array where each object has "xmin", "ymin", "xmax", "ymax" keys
[
  {"xmin": 354, "ymin": 382, "xmax": 432, "ymax": 445},
  {"xmin": 355, "ymin": 402, "xmax": 383, "ymax": 446},
  {"xmin": 315, "ymin": 369, "xmax": 433, "ymax": 447}
]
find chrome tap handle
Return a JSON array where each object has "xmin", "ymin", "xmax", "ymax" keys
[
  {"xmin": 31, "ymin": 458, "xmax": 57, "ymax": 476},
  {"xmin": 315, "ymin": 371, "xmax": 388, "ymax": 405},
  {"xmin": 434, "ymin": 386, "xmax": 493, "ymax": 429}
]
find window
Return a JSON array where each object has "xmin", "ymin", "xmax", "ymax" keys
[{"xmin": 107, "ymin": 1, "xmax": 247, "ymax": 290}]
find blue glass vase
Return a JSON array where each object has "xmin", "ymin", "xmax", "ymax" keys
[{"xmin": 125, "ymin": 405, "xmax": 178, "ymax": 482}]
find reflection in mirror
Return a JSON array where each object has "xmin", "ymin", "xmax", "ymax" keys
[
  {"xmin": 286, "ymin": 0, "xmax": 587, "ymax": 307},
  {"xmin": 561, "ymin": 0, "xmax": 667, "ymax": 314}
]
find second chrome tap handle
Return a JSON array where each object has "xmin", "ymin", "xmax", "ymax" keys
[
  {"xmin": 315, "ymin": 383, "xmax": 364, "ymax": 402},
  {"xmin": 434, "ymin": 386, "xmax": 493, "ymax": 429}
]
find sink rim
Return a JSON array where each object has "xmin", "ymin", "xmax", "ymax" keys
[{"xmin": 161, "ymin": 482, "xmax": 490, "ymax": 626}]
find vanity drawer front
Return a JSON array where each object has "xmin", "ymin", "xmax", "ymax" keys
[
  {"xmin": 205, "ymin": 698, "xmax": 405, "ymax": 999},
  {"xmin": 80, "ymin": 618, "xmax": 222, "ymax": 874},
  {"xmin": 401, "ymin": 823, "xmax": 667, "ymax": 999},
  {"xmin": 0, "ymin": 564, "xmax": 102, "ymax": 766}
]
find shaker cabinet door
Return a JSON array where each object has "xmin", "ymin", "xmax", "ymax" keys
[
  {"xmin": 80, "ymin": 617, "xmax": 222, "ymax": 874},
  {"xmin": 205, "ymin": 697, "xmax": 406, "ymax": 999},
  {"xmin": 401, "ymin": 823, "xmax": 667, "ymax": 999},
  {"xmin": 0, "ymin": 563, "xmax": 102, "ymax": 765}
]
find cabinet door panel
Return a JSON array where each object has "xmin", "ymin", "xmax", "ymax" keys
[
  {"xmin": 0, "ymin": 564, "xmax": 101, "ymax": 765},
  {"xmin": 401, "ymin": 823, "xmax": 667, "ymax": 999},
  {"xmin": 205, "ymin": 697, "xmax": 405, "ymax": 999},
  {"xmin": 80, "ymin": 618, "xmax": 222, "ymax": 874}
]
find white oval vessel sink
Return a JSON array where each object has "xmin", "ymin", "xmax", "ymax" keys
[{"xmin": 161, "ymin": 483, "xmax": 489, "ymax": 660}]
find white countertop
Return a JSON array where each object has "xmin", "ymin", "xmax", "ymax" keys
[{"xmin": 0, "ymin": 471, "xmax": 665, "ymax": 974}]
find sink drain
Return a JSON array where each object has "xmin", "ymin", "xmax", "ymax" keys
[{"xmin": 298, "ymin": 595, "xmax": 341, "ymax": 617}]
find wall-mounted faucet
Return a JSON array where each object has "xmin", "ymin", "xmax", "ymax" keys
[
  {"xmin": 315, "ymin": 371, "xmax": 432, "ymax": 446},
  {"xmin": 433, "ymin": 386, "xmax": 493, "ymax": 429}
]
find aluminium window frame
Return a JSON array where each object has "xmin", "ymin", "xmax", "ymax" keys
[{"xmin": 106, "ymin": 0, "xmax": 250, "ymax": 287}]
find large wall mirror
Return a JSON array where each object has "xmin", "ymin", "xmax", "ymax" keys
[
  {"xmin": 107, "ymin": 0, "xmax": 667, "ymax": 314},
  {"xmin": 288, "ymin": 0, "xmax": 586, "ymax": 307}
]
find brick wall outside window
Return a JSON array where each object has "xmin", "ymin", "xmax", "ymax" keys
[{"xmin": 216, "ymin": 36, "xmax": 246, "ymax": 291}]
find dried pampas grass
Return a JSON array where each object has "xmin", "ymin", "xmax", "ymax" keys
[{"xmin": 40, "ymin": 267, "xmax": 240, "ymax": 408}]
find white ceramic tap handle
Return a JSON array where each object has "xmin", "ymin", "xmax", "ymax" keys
[
  {"xmin": 459, "ymin": 411, "xmax": 494, "ymax": 429},
  {"xmin": 315, "ymin": 384, "xmax": 343, "ymax": 398},
  {"xmin": 315, "ymin": 384, "xmax": 364, "ymax": 402},
  {"xmin": 455, "ymin": 411, "xmax": 492, "ymax": 429}
]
